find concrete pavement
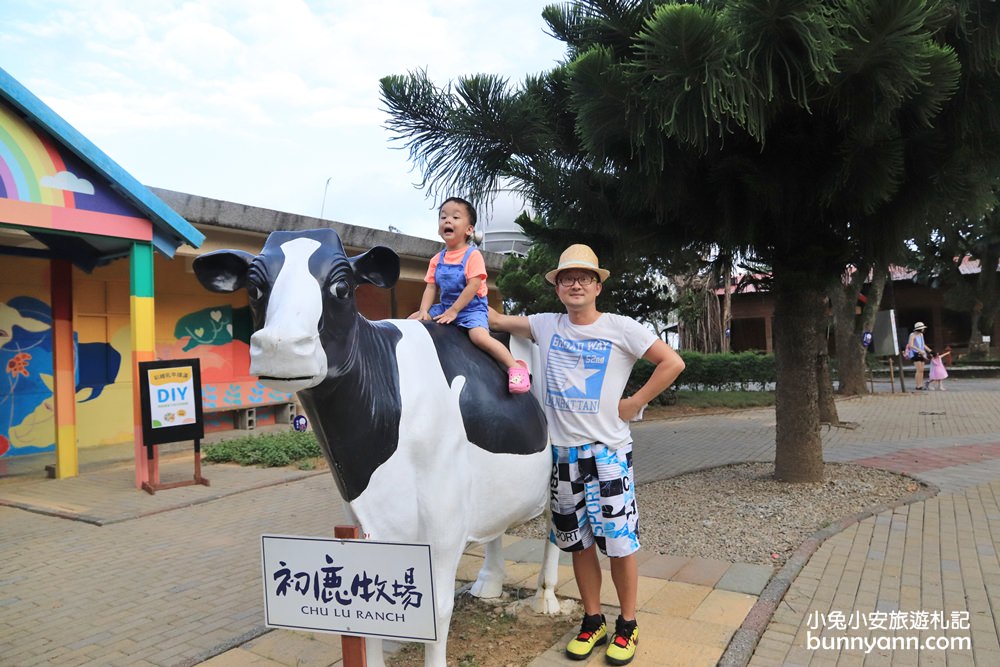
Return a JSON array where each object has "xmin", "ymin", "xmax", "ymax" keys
[{"xmin": 1, "ymin": 379, "xmax": 999, "ymax": 666}]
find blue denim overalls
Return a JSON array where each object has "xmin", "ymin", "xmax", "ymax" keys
[{"xmin": 428, "ymin": 246, "xmax": 489, "ymax": 329}]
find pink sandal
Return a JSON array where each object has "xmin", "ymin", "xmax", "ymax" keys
[{"xmin": 508, "ymin": 360, "xmax": 530, "ymax": 394}]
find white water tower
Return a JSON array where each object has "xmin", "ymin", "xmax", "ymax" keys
[{"xmin": 479, "ymin": 190, "xmax": 533, "ymax": 257}]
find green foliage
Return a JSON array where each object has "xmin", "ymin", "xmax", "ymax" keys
[
  {"xmin": 628, "ymin": 351, "xmax": 775, "ymax": 399},
  {"xmin": 495, "ymin": 243, "xmax": 564, "ymax": 315},
  {"xmin": 496, "ymin": 224, "xmax": 675, "ymax": 330},
  {"xmin": 905, "ymin": 200, "xmax": 1000, "ymax": 344},
  {"xmin": 204, "ymin": 431, "xmax": 322, "ymax": 468},
  {"xmin": 381, "ymin": 1, "xmax": 1000, "ymax": 279}
]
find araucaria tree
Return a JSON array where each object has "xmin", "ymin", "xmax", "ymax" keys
[{"xmin": 381, "ymin": 0, "xmax": 1000, "ymax": 482}]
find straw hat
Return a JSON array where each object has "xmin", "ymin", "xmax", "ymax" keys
[
  {"xmin": 913, "ymin": 321, "xmax": 927, "ymax": 331},
  {"xmin": 545, "ymin": 244, "xmax": 611, "ymax": 285}
]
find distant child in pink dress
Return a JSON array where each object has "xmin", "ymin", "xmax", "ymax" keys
[
  {"xmin": 410, "ymin": 197, "xmax": 530, "ymax": 394},
  {"xmin": 928, "ymin": 349, "xmax": 950, "ymax": 391}
]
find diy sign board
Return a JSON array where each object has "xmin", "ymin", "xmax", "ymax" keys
[
  {"xmin": 261, "ymin": 534, "xmax": 437, "ymax": 642},
  {"xmin": 138, "ymin": 359, "xmax": 204, "ymax": 445}
]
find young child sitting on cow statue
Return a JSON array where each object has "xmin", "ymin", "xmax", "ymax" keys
[{"xmin": 409, "ymin": 197, "xmax": 530, "ymax": 394}]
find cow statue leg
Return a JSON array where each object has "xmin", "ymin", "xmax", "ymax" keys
[
  {"xmin": 421, "ymin": 541, "xmax": 466, "ymax": 666},
  {"xmin": 469, "ymin": 535, "xmax": 506, "ymax": 599},
  {"xmin": 364, "ymin": 638, "xmax": 386, "ymax": 667},
  {"xmin": 471, "ymin": 534, "xmax": 561, "ymax": 614},
  {"xmin": 532, "ymin": 533, "xmax": 562, "ymax": 614}
]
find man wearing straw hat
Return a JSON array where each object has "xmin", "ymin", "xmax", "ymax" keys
[
  {"xmin": 489, "ymin": 244, "xmax": 684, "ymax": 665},
  {"xmin": 905, "ymin": 321, "xmax": 933, "ymax": 390}
]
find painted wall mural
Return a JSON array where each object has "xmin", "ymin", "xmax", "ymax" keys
[
  {"xmin": 0, "ymin": 101, "xmax": 142, "ymax": 218},
  {"xmin": 0, "ymin": 297, "xmax": 122, "ymax": 458},
  {"xmin": 174, "ymin": 305, "xmax": 250, "ymax": 352},
  {"xmin": 165, "ymin": 304, "xmax": 293, "ymax": 431},
  {"xmin": 0, "ymin": 294, "xmax": 294, "ymax": 459}
]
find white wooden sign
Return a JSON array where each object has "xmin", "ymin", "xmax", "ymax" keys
[{"xmin": 261, "ymin": 534, "xmax": 437, "ymax": 642}]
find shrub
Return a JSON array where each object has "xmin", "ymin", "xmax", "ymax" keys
[
  {"xmin": 204, "ymin": 431, "xmax": 322, "ymax": 467},
  {"xmin": 627, "ymin": 351, "xmax": 775, "ymax": 399}
]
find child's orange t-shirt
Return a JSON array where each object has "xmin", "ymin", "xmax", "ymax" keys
[{"xmin": 424, "ymin": 247, "xmax": 488, "ymax": 298}]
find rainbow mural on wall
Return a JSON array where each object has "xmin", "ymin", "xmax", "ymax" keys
[
  {"xmin": 0, "ymin": 99, "xmax": 149, "ymax": 231},
  {"xmin": 0, "ymin": 103, "xmax": 80, "ymax": 206}
]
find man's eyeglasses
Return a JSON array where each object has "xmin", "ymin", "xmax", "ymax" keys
[{"xmin": 557, "ymin": 274, "xmax": 598, "ymax": 287}]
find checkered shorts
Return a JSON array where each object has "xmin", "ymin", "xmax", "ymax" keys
[{"xmin": 549, "ymin": 442, "xmax": 640, "ymax": 557}]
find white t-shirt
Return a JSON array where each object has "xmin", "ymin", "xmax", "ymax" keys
[{"xmin": 528, "ymin": 312, "xmax": 658, "ymax": 450}]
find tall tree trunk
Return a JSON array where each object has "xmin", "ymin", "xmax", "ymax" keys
[
  {"xmin": 722, "ymin": 257, "xmax": 732, "ymax": 353},
  {"xmin": 859, "ymin": 265, "xmax": 889, "ymax": 374},
  {"xmin": 817, "ymin": 306, "xmax": 839, "ymax": 425},
  {"xmin": 833, "ymin": 264, "xmax": 889, "ymax": 396},
  {"xmin": 772, "ymin": 273, "xmax": 825, "ymax": 482},
  {"xmin": 676, "ymin": 276, "xmax": 725, "ymax": 353},
  {"xmin": 971, "ymin": 241, "xmax": 1000, "ymax": 356},
  {"xmin": 969, "ymin": 306, "xmax": 985, "ymax": 356},
  {"xmin": 831, "ymin": 270, "xmax": 864, "ymax": 395},
  {"xmin": 830, "ymin": 265, "xmax": 889, "ymax": 396}
]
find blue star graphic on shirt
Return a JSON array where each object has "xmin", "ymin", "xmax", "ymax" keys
[{"xmin": 559, "ymin": 355, "xmax": 601, "ymax": 394}]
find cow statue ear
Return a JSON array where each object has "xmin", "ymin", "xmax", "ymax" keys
[
  {"xmin": 192, "ymin": 250, "xmax": 255, "ymax": 293},
  {"xmin": 350, "ymin": 246, "xmax": 400, "ymax": 289}
]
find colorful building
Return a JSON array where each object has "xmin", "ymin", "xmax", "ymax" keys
[
  {"xmin": 0, "ymin": 68, "xmax": 505, "ymax": 482},
  {"xmin": 1, "ymin": 66, "xmax": 203, "ymax": 482}
]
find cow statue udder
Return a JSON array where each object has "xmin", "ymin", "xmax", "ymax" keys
[{"xmin": 193, "ymin": 229, "xmax": 560, "ymax": 667}]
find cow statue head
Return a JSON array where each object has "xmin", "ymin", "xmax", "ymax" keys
[{"xmin": 193, "ymin": 229, "xmax": 399, "ymax": 393}]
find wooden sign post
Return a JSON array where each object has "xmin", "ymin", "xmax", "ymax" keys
[
  {"xmin": 137, "ymin": 359, "xmax": 209, "ymax": 495},
  {"xmin": 334, "ymin": 525, "xmax": 367, "ymax": 667}
]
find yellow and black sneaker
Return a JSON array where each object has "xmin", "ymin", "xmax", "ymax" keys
[
  {"xmin": 605, "ymin": 615, "xmax": 638, "ymax": 665},
  {"xmin": 566, "ymin": 612, "xmax": 607, "ymax": 660}
]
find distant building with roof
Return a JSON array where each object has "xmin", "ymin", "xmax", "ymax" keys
[{"xmin": 721, "ymin": 262, "xmax": 1000, "ymax": 356}]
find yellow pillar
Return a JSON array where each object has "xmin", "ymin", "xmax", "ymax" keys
[{"xmin": 130, "ymin": 243, "xmax": 157, "ymax": 488}]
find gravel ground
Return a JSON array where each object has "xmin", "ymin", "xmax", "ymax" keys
[{"xmin": 510, "ymin": 462, "xmax": 925, "ymax": 566}]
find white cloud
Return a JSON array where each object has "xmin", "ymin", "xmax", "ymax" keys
[{"xmin": 40, "ymin": 170, "xmax": 95, "ymax": 195}]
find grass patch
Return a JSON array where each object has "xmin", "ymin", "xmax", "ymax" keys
[
  {"xmin": 675, "ymin": 390, "xmax": 775, "ymax": 410},
  {"xmin": 203, "ymin": 431, "xmax": 322, "ymax": 467}
]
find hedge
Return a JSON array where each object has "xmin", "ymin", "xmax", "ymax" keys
[{"xmin": 627, "ymin": 351, "xmax": 775, "ymax": 401}]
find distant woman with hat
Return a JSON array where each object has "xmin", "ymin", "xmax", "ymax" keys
[
  {"xmin": 905, "ymin": 321, "xmax": 932, "ymax": 390},
  {"xmin": 489, "ymin": 243, "xmax": 685, "ymax": 665}
]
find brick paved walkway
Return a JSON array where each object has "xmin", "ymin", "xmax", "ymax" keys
[{"xmin": 733, "ymin": 383, "xmax": 1000, "ymax": 667}]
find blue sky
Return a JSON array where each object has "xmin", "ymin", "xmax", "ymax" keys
[{"xmin": 1, "ymin": 1, "xmax": 566, "ymax": 240}]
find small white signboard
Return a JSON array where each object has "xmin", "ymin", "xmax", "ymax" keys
[
  {"xmin": 261, "ymin": 534, "xmax": 436, "ymax": 642},
  {"xmin": 146, "ymin": 364, "xmax": 198, "ymax": 429}
]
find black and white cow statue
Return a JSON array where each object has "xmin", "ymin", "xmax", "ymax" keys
[{"xmin": 193, "ymin": 229, "xmax": 559, "ymax": 667}]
